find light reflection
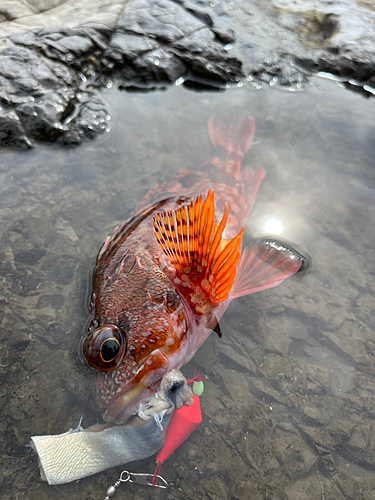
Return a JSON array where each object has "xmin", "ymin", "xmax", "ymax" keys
[{"xmin": 264, "ymin": 217, "xmax": 283, "ymax": 234}]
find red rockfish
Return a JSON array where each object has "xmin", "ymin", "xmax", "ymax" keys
[{"xmin": 82, "ymin": 117, "xmax": 304, "ymax": 424}]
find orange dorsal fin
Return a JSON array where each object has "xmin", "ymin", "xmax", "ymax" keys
[{"xmin": 153, "ymin": 189, "xmax": 243, "ymax": 309}]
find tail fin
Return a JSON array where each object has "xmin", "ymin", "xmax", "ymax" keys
[
  {"xmin": 230, "ymin": 237, "xmax": 305, "ymax": 299},
  {"xmin": 208, "ymin": 116, "xmax": 255, "ymax": 160}
]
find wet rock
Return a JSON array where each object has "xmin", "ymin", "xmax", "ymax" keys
[
  {"xmin": 0, "ymin": 108, "xmax": 31, "ymax": 148},
  {"xmin": 17, "ymin": 94, "xmax": 68, "ymax": 141},
  {"xmin": 0, "ymin": 46, "xmax": 74, "ymax": 104},
  {"xmin": 62, "ymin": 97, "xmax": 109, "ymax": 144},
  {"xmin": 117, "ymin": 0, "xmax": 203, "ymax": 44},
  {"xmin": 108, "ymin": 33, "xmax": 158, "ymax": 60},
  {"xmin": 11, "ymin": 27, "xmax": 108, "ymax": 66},
  {"xmin": 0, "ymin": 44, "xmax": 110, "ymax": 147},
  {"xmin": 103, "ymin": 0, "xmax": 243, "ymax": 84},
  {"xmin": 273, "ymin": 0, "xmax": 375, "ymax": 84},
  {"xmin": 132, "ymin": 47, "xmax": 187, "ymax": 83}
]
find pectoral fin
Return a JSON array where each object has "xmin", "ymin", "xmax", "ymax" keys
[
  {"xmin": 153, "ymin": 189, "xmax": 243, "ymax": 308},
  {"xmin": 230, "ymin": 238, "xmax": 304, "ymax": 299}
]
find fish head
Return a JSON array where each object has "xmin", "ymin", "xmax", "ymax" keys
[{"xmin": 82, "ymin": 250, "xmax": 189, "ymax": 424}]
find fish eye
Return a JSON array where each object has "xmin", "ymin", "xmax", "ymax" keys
[
  {"xmin": 83, "ymin": 325, "xmax": 126, "ymax": 372},
  {"xmin": 100, "ymin": 338, "xmax": 120, "ymax": 362}
]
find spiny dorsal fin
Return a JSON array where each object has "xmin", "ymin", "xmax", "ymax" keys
[{"xmin": 153, "ymin": 189, "xmax": 243, "ymax": 306}]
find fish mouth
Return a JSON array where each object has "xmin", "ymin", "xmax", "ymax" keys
[
  {"xmin": 103, "ymin": 349, "xmax": 170, "ymax": 423},
  {"xmin": 103, "ymin": 382, "xmax": 150, "ymax": 423},
  {"xmin": 103, "ymin": 366, "xmax": 169, "ymax": 423}
]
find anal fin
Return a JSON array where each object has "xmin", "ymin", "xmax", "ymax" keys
[{"xmin": 230, "ymin": 237, "xmax": 304, "ymax": 299}]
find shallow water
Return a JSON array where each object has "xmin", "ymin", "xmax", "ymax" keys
[{"xmin": 0, "ymin": 79, "xmax": 374, "ymax": 499}]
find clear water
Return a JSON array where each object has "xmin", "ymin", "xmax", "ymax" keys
[{"xmin": 1, "ymin": 79, "xmax": 374, "ymax": 499}]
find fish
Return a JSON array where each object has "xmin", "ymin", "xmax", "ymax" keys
[{"xmin": 82, "ymin": 116, "xmax": 304, "ymax": 424}]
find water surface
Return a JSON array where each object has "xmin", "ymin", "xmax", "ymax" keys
[{"xmin": 0, "ymin": 79, "xmax": 374, "ymax": 499}]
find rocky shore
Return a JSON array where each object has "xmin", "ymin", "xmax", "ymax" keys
[{"xmin": 0, "ymin": 0, "xmax": 374, "ymax": 147}]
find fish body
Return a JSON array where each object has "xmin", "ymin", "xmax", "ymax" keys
[{"xmin": 83, "ymin": 117, "xmax": 303, "ymax": 424}]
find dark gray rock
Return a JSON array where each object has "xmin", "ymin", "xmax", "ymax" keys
[
  {"xmin": 11, "ymin": 27, "xmax": 109, "ymax": 65},
  {"xmin": 116, "ymin": 0, "xmax": 204, "ymax": 43},
  {"xmin": 133, "ymin": 48, "xmax": 187, "ymax": 83},
  {"xmin": 0, "ymin": 42, "xmax": 109, "ymax": 147},
  {"xmin": 108, "ymin": 33, "xmax": 158, "ymax": 59},
  {"xmin": 103, "ymin": 0, "xmax": 243, "ymax": 84},
  {"xmin": 16, "ymin": 94, "xmax": 69, "ymax": 141},
  {"xmin": 62, "ymin": 96, "xmax": 110, "ymax": 144},
  {"xmin": 0, "ymin": 108, "xmax": 31, "ymax": 148},
  {"xmin": 0, "ymin": 46, "xmax": 73, "ymax": 104}
]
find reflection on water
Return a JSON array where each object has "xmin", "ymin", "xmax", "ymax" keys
[
  {"xmin": 0, "ymin": 79, "xmax": 374, "ymax": 499},
  {"xmin": 264, "ymin": 217, "xmax": 283, "ymax": 235}
]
